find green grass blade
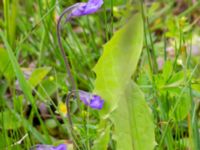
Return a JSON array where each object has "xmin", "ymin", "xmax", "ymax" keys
[{"xmin": 0, "ymin": 31, "xmax": 51, "ymax": 144}]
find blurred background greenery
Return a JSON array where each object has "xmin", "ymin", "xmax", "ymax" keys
[{"xmin": 0, "ymin": 0, "xmax": 200, "ymax": 149}]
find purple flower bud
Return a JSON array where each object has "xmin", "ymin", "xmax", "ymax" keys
[
  {"xmin": 31, "ymin": 144, "xmax": 67, "ymax": 150},
  {"xmin": 79, "ymin": 90, "xmax": 104, "ymax": 110},
  {"xmin": 69, "ymin": 0, "xmax": 103, "ymax": 18}
]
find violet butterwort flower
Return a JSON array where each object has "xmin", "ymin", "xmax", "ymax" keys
[
  {"xmin": 69, "ymin": 0, "xmax": 103, "ymax": 18},
  {"xmin": 31, "ymin": 144, "xmax": 67, "ymax": 150},
  {"xmin": 78, "ymin": 90, "xmax": 104, "ymax": 110}
]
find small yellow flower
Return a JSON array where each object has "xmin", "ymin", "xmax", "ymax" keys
[{"xmin": 58, "ymin": 102, "xmax": 67, "ymax": 115}]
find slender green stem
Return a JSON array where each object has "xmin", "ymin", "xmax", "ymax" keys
[
  {"xmin": 56, "ymin": 4, "xmax": 83, "ymax": 149},
  {"xmin": 56, "ymin": 5, "xmax": 79, "ymax": 92},
  {"xmin": 146, "ymin": 17, "xmax": 158, "ymax": 73}
]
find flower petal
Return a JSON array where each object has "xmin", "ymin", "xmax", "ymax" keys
[
  {"xmin": 69, "ymin": 0, "xmax": 103, "ymax": 18},
  {"xmin": 31, "ymin": 144, "xmax": 67, "ymax": 150},
  {"xmin": 90, "ymin": 95, "xmax": 104, "ymax": 109},
  {"xmin": 78, "ymin": 90, "xmax": 104, "ymax": 110}
]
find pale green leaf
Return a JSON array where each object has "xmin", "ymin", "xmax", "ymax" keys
[
  {"xmin": 169, "ymin": 93, "xmax": 191, "ymax": 121},
  {"xmin": 0, "ymin": 110, "xmax": 22, "ymax": 130},
  {"xmin": 112, "ymin": 82, "xmax": 156, "ymax": 150},
  {"xmin": 0, "ymin": 48, "xmax": 14, "ymax": 80},
  {"xmin": 92, "ymin": 121, "xmax": 110, "ymax": 150},
  {"xmin": 163, "ymin": 60, "xmax": 173, "ymax": 81},
  {"xmin": 93, "ymin": 13, "xmax": 155, "ymax": 150},
  {"xmin": 28, "ymin": 67, "xmax": 51, "ymax": 87},
  {"xmin": 94, "ymin": 13, "xmax": 144, "ymax": 115}
]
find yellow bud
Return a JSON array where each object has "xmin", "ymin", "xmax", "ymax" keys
[
  {"xmin": 49, "ymin": 76, "xmax": 54, "ymax": 81},
  {"xmin": 81, "ymin": 111, "xmax": 88, "ymax": 118},
  {"xmin": 179, "ymin": 16, "xmax": 187, "ymax": 27}
]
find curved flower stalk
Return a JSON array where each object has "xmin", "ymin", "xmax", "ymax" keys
[
  {"xmin": 30, "ymin": 144, "xmax": 67, "ymax": 150},
  {"xmin": 57, "ymin": 0, "xmax": 104, "ymax": 93},
  {"xmin": 56, "ymin": 0, "xmax": 104, "ymax": 145},
  {"xmin": 56, "ymin": 0, "xmax": 104, "ymax": 94}
]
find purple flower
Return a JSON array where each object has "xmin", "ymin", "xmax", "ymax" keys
[
  {"xmin": 69, "ymin": 0, "xmax": 103, "ymax": 18},
  {"xmin": 78, "ymin": 90, "xmax": 104, "ymax": 110},
  {"xmin": 31, "ymin": 144, "xmax": 67, "ymax": 150}
]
